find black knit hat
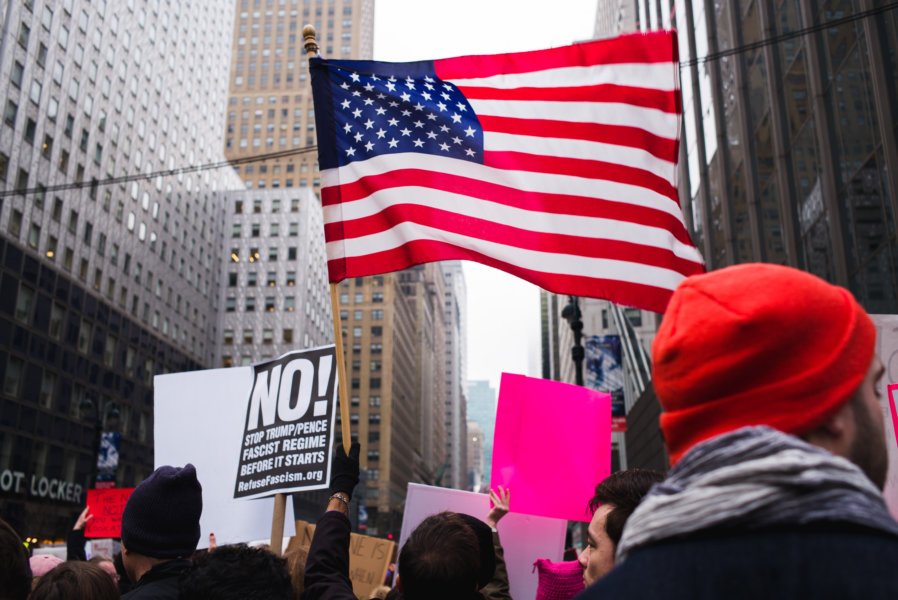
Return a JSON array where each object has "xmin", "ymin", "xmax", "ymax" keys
[{"xmin": 120, "ymin": 464, "xmax": 203, "ymax": 558}]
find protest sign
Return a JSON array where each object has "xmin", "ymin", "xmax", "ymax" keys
[
  {"xmin": 585, "ymin": 335, "xmax": 626, "ymax": 432},
  {"xmin": 872, "ymin": 315, "xmax": 898, "ymax": 521},
  {"xmin": 286, "ymin": 520, "xmax": 395, "ymax": 599},
  {"xmin": 234, "ymin": 347, "xmax": 338, "ymax": 499},
  {"xmin": 399, "ymin": 483, "xmax": 566, "ymax": 600},
  {"xmin": 84, "ymin": 488, "xmax": 133, "ymax": 538},
  {"xmin": 155, "ymin": 365, "xmax": 297, "ymax": 548},
  {"xmin": 491, "ymin": 373, "xmax": 611, "ymax": 522}
]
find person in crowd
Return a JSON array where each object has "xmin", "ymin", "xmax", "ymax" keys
[
  {"xmin": 283, "ymin": 546, "xmax": 308, "ymax": 600},
  {"xmin": 29, "ymin": 555, "xmax": 64, "ymax": 590},
  {"xmin": 119, "ymin": 464, "xmax": 203, "ymax": 599},
  {"xmin": 178, "ymin": 543, "xmax": 292, "ymax": 600},
  {"xmin": 89, "ymin": 555, "xmax": 120, "ymax": 585},
  {"xmin": 300, "ymin": 441, "xmax": 361, "ymax": 600},
  {"xmin": 580, "ymin": 263, "xmax": 898, "ymax": 598},
  {"xmin": 577, "ymin": 469, "xmax": 664, "ymax": 587},
  {"xmin": 66, "ymin": 506, "xmax": 92, "ymax": 561},
  {"xmin": 29, "ymin": 561, "xmax": 120, "ymax": 600},
  {"xmin": 368, "ymin": 585, "xmax": 392, "ymax": 599},
  {"xmin": 113, "ymin": 552, "xmax": 132, "ymax": 595},
  {"xmin": 0, "ymin": 518, "xmax": 31, "ymax": 600}
]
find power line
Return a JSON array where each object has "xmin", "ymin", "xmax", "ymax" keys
[
  {"xmin": 0, "ymin": 145, "xmax": 318, "ymax": 199},
  {"xmin": 679, "ymin": 2, "xmax": 898, "ymax": 68}
]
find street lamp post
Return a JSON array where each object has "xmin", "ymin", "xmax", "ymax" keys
[
  {"xmin": 561, "ymin": 296, "xmax": 584, "ymax": 386},
  {"xmin": 79, "ymin": 399, "xmax": 120, "ymax": 489}
]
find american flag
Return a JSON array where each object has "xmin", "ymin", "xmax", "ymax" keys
[{"xmin": 310, "ymin": 32, "xmax": 704, "ymax": 313}]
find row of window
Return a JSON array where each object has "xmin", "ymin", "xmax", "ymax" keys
[
  {"xmin": 230, "ymin": 246, "xmax": 298, "ymax": 262},
  {"xmin": 340, "ymin": 309, "xmax": 383, "ymax": 320},
  {"xmin": 228, "ymin": 270, "xmax": 297, "ymax": 287},
  {"xmin": 232, "ymin": 222, "xmax": 300, "ymax": 237},
  {"xmin": 223, "ymin": 327, "xmax": 294, "ymax": 345},
  {"xmin": 340, "ymin": 292, "xmax": 384, "ymax": 303},
  {"xmin": 225, "ymin": 296, "xmax": 295, "ymax": 312}
]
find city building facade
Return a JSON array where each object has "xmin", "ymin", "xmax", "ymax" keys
[
  {"xmin": 440, "ymin": 261, "xmax": 467, "ymax": 490},
  {"xmin": 224, "ymin": 0, "xmax": 375, "ymax": 192},
  {"xmin": 466, "ymin": 419, "xmax": 484, "ymax": 492},
  {"xmin": 0, "ymin": 0, "xmax": 242, "ymax": 539},
  {"xmin": 466, "ymin": 379, "xmax": 496, "ymax": 487}
]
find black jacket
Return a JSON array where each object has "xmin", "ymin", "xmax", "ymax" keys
[
  {"xmin": 578, "ymin": 523, "xmax": 898, "ymax": 600},
  {"xmin": 122, "ymin": 558, "xmax": 191, "ymax": 600},
  {"xmin": 301, "ymin": 511, "xmax": 356, "ymax": 600}
]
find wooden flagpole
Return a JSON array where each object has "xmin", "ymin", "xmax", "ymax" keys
[{"xmin": 303, "ymin": 25, "xmax": 351, "ymax": 454}]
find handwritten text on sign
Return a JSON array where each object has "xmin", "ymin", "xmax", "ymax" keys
[
  {"xmin": 234, "ymin": 347, "xmax": 338, "ymax": 499},
  {"xmin": 84, "ymin": 488, "xmax": 134, "ymax": 538}
]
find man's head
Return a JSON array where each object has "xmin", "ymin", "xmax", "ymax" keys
[
  {"xmin": 652, "ymin": 263, "xmax": 885, "ymax": 483},
  {"xmin": 578, "ymin": 469, "xmax": 664, "ymax": 586},
  {"xmin": 179, "ymin": 544, "xmax": 293, "ymax": 600},
  {"xmin": 0, "ymin": 518, "xmax": 31, "ymax": 600},
  {"xmin": 120, "ymin": 463, "xmax": 202, "ymax": 580},
  {"xmin": 398, "ymin": 512, "xmax": 481, "ymax": 600},
  {"xmin": 29, "ymin": 561, "xmax": 119, "ymax": 600}
]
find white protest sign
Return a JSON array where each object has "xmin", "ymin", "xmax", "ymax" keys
[
  {"xmin": 235, "ymin": 347, "xmax": 338, "ymax": 498},
  {"xmin": 154, "ymin": 365, "xmax": 297, "ymax": 548},
  {"xmin": 872, "ymin": 314, "xmax": 898, "ymax": 520},
  {"xmin": 399, "ymin": 483, "xmax": 567, "ymax": 600}
]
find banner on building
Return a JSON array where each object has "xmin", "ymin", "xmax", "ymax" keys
[
  {"xmin": 234, "ymin": 347, "xmax": 339, "ymax": 499},
  {"xmin": 84, "ymin": 487, "xmax": 134, "ymax": 538},
  {"xmin": 96, "ymin": 432, "xmax": 121, "ymax": 489},
  {"xmin": 585, "ymin": 335, "xmax": 626, "ymax": 432}
]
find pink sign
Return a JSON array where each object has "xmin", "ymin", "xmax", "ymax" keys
[
  {"xmin": 490, "ymin": 373, "xmax": 611, "ymax": 522},
  {"xmin": 889, "ymin": 384, "xmax": 898, "ymax": 452}
]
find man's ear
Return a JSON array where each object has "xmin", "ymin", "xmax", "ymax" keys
[{"xmin": 801, "ymin": 400, "xmax": 853, "ymax": 457}]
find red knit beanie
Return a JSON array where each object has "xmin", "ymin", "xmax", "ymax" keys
[{"xmin": 652, "ymin": 263, "xmax": 876, "ymax": 465}]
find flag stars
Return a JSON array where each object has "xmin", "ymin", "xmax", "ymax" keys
[
  {"xmin": 346, "ymin": 147, "xmax": 356, "ymax": 156},
  {"xmin": 452, "ymin": 136, "xmax": 462, "ymax": 145},
  {"xmin": 464, "ymin": 147, "xmax": 476, "ymax": 157},
  {"xmin": 364, "ymin": 119, "xmax": 375, "ymax": 129},
  {"xmin": 400, "ymin": 92, "xmax": 411, "ymax": 102},
  {"xmin": 354, "ymin": 132, "xmax": 363, "ymax": 142},
  {"xmin": 388, "ymin": 138, "xmax": 399, "ymax": 148},
  {"xmin": 375, "ymin": 107, "xmax": 387, "ymax": 116},
  {"xmin": 375, "ymin": 128, "xmax": 387, "ymax": 139},
  {"xmin": 443, "ymin": 83, "xmax": 453, "ymax": 90},
  {"xmin": 376, "ymin": 93, "xmax": 386, "ymax": 100},
  {"xmin": 426, "ymin": 112, "xmax": 438, "ymax": 121},
  {"xmin": 436, "ymin": 101, "xmax": 448, "ymax": 112},
  {"xmin": 352, "ymin": 108, "xmax": 363, "ymax": 119},
  {"xmin": 364, "ymin": 141, "xmax": 374, "ymax": 152},
  {"xmin": 340, "ymin": 99, "xmax": 351, "ymax": 109},
  {"xmin": 422, "ymin": 92, "xmax": 432, "ymax": 101},
  {"xmin": 364, "ymin": 82, "xmax": 374, "ymax": 92},
  {"xmin": 456, "ymin": 102, "xmax": 467, "ymax": 112},
  {"xmin": 343, "ymin": 123, "xmax": 353, "ymax": 133},
  {"xmin": 350, "ymin": 72, "xmax": 361, "ymax": 82},
  {"xmin": 385, "ymin": 82, "xmax": 397, "ymax": 92},
  {"xmin": 340, "ymin": 82, "xmax": 350, "ymax": 90},
  {"xmin": 451, "ymin": 113, "xmax": 462, "ymax": 123},
  {"xmin": 439, "ymin": 142, "xmax": 450, "ymax": 152},
  {"xmin": 464, "ymin": 126, "xmax": 476, "ymax": 137},
  {"xmin": 401, "ymin": 109, "xmax": 412, "ymax": 117},
  {"xmin": 412, "ymin": 138, "xmax": 425, "ymax": 148},
  {"xmin": 387, "ymin": 118, "xmax": 399, "ymax": 127},
  {"xmin": 400, "ymin": 127, "xmax": 411, "ymax": 136},
  {"xmin": 439, "ymin": 124, "xmax": 450, "ymax": 133},
  {"xmin": 363, "ymin": 97, "xmax": 375, "ymax": 106},
  {"xmin": 405, "ymin": 76, "xmax": 416, "ymax": 88},
  {"xmin": 414, "ymin": 102, "xmax": 425, "ymax": 111},
  {"xmin": 352, "ymin": 90, "xmax": 362, "ymax": 97},
  {"xmin": 441, "ymin": 92, "xmax": 451, "ymax": 100},
  {"xmin": 426, "ymin": 130, "xmax": 438, "ymax": 139},
  {"xmin": 413, "ymin": 120, "xmax": 424, "ymax": 128},
  {"xmin": 424, "ymin": 82, "xmax": 434, "ymax": 90}
]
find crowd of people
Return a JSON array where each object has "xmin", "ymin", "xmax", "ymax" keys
[{"xmin": 2, "ymin": 263, "xmax": 898, "ymax": 599}]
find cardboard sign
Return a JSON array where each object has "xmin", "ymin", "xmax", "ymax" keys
[
  {"xmin": 84, "ymin": 488, "xmax": 134, "ymax": 538},
  {"xmin": 154, "ymin": 365, "xmax": 297, "ymax": 548},
  {"xmin": 872, "ymin": 315, "xmax": 898, "ymax": 521},
  {"xmin": 491, "ymin": 373, "xmax": 611, "ymax": 522},
  {"xmin": 287, "ymin": 519, "xmax": 395, "ymax": 599},
  {"xmin": 399, "ymin": 483, "xmax": 567, "ymax": 600},
  {"xmin": 234, "ymin": 347, "xmax": 338, "ymax": 499}
]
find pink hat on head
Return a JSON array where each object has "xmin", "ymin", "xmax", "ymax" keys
[
  {"xmin": 30, "ymin": 554, "xmax": 64, "ymax": 577},
  {"xmin": 533, "ymin": 559, "xmax": 585, "ymax": 600}
]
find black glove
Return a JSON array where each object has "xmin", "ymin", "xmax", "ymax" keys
[{"xmin": 330, "ymin": 441, "xmax": 360, "ymax": 499}]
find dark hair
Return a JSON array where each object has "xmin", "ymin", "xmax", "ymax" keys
[
  {"xmin": 282, "ymin": 546, "xmax": 308, "ymax": 600},
  {"xmin": 0, "ymin": 518, "xmax": 31, "ymax": 600},
  {"xmin": 398, "ymin": 512, "xmax": 480, "ymax": 600},
  {"xmin": 178, "ymin": 544, "xmax": 292, "ymax": 600},
  {"xmin": 587, "ymin": 469, "xmax": 665, "ymax": 546},
  {"xmin": 29, "ymin": 562, "xmax": 119, "ymax": 600}
]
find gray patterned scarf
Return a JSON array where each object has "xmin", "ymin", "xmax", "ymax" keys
[{"xmin": 616, "ymin": 426, "xmax": 898, "ymax": 562}]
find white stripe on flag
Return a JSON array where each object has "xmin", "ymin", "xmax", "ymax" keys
[
  {"xmin": 326, "ymin": 221, "xmax": 689, "ymax": 291},
  {"xmin": 446, "ymin": 63, "xmax": 677, "ymax": 92},
  {"xmin": 483, "ymin": 131, "xmax": 676, "ymax": 185},
  {"xmin": 322, "ymin": 187, "xmax": 704, "ymax": 263},
  {"xmin": 469, "ymin": 99, "xmax": 679, "ymax": 139},
  {"xmin": 321, "ymin": 153, "xmax": 685, "ymax": 221}
]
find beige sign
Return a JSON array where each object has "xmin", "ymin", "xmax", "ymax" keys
[{"xmin": 288, "ymin": 519, "xmax": 395, "ymax": 599}]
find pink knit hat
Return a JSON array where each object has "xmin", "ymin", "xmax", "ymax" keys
[
  {"xmin": 533, "ymin": 559, "xmax": 584, "ymax": 600},
  {"xmin": 30, "ymin": 554, "xmax": 64, "ymax": 577}
]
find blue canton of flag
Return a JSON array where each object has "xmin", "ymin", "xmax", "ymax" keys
[{"xmin": 325, "ymin": 63, "xmax": 484, "ymax": 168}]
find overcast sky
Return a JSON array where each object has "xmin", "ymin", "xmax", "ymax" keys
[{"xmin": 371, "ymin": 1, "xmax": 598, "ymax": 391}]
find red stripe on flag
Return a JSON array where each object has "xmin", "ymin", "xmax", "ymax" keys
[
  {"xmin": 327, "ymin": 239, "xmax": 679, "ymax": 313},
  {"xmin": 434, "ymin": 32, "xmax": 677, "ymax": 79},
  {"xmin": 478, "ymin": 115, "xmax": 677, "ymax": 162},
  {"xmin": 483, "ymin": 151, "xmax": 678, "ymax": 204},
  {"xmin": 321, "ymin": 169, "xmax": 692, "ymax": 244},
  {"xmin": 323, "ymin": 203, "xmax": 703, "ymax": 275},
  {"xmin": 457, "ymin": 83, "xmax": 680, "ymax": 114}
]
